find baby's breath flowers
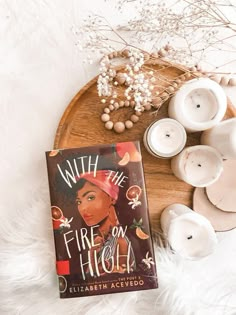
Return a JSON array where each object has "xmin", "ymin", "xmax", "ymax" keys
[
  {"xmin": 74, "ymin": 0, "xmax": 236, "ymax": 73},
  {"xmin": 73, "ymin": 0, "xmax": 236, "ymax": 133},
  {"xmin": 98, "ymin": 48, "xmax": 153, "ymax": 112},
  {"xmin": 98, "ymin": 46, "xmax": 202, "ymax": 133}
]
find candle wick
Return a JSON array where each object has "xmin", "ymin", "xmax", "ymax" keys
[
  {"xmin": 166, "ymin": 133, "xmax": 170, "ymax": 138},
  {"xmin": 198, "ymin": 164, "xmax": 202, "ymax": 167},
  {"xmin": 196, "ymin": 104, "xmax": 201, "ymax": 108},
  {"xmin": 187, "ymin": 235, "xmax": 193, "ymax": 240}
]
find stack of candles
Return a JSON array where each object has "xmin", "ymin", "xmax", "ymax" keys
[
  {"xmin": 143, "ymin": 77, "xmax": 236, "ymax": 259},
  {"xmin": 144, "ymin": 77, "xmax": 232, "ymax": 188}
]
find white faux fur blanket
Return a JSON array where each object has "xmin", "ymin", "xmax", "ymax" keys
[{"xmin": 1, "ymin": 1, "xmax": 236, "ymax": 314}]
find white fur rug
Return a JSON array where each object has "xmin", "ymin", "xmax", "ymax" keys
[{"xmin": 1, "ymin": 1, "xmax": 236, "ymax": 314}]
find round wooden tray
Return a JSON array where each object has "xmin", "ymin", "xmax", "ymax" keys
[{"xmin": 54, "ymin": 61, "xmax": 236, "ymax": 234}]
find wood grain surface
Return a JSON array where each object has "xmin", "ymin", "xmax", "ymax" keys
[{"xmin": 54, "ymin": 62, "xmax": 236, "ymax": 234}]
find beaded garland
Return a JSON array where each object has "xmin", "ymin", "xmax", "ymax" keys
[
  {"xmin": 99, "ymin": 47, "xmax": 236, "ymax": 133},
  {"xmin": 99, "ymin": 46, "xmax": 185, "ymax": 133},
  {"xmin": 101, "ymin": 99, "xmax": 150, "ymax": 133}
]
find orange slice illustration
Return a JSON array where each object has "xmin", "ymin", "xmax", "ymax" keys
[
  {"xmin": 51, "ymin": 206, "xmax": 63, "ymax": 221},
  {"xmin": 126, "ymin": 185, "xmax": 142, "ymax": 200},
  {"xmin": 136, "ymin": 227, "xmax": 149, "ymax": 240},
  {"xmin": 118, "ymin": 151, "xmax": 130, "ymax": 166}
]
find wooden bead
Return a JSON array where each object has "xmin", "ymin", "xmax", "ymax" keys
[
  {"xmin": 229, "ymin": 78, "xmax": 236, "ymax": 86},
  {"xmin": 114, "ymin": 102, "xmax": 119, "ymax": 109},
  {"xmin": 210, "ymin": 75, "xmax": 221, "ymax": 84},
  {"xmin": 105, "ymin": 121, "xmax": 113, "ymax": 130},
  {"xmin": 152, "ymin": 98, "xmax": 162, "ymax": 108},
  {"xmin": 159, "ymin": 48, "xmax": 167, "ymax": 57},
  {"xmin": 143, "ymin": 52, "xmax": 150, "ymax": 61},
  {"xmin": 104, "ymin": 107, "xmax": 110, "ymax": 114},
  {"xmin": 130, "ymin": 114, "xmax": 139, "ymax": 123},
  {"xmin": 220, "ymin": 76, "xmax": 229, "ymax": 86},
  {"xmin": 145, "ymin": 103, "xmax": 152, "ymax": 111},
  {"xmin": 124, "ymin": 100, "xmax": 130, "ymax": 107},
  {"xmin": 125, "ymin": 120, "xmax": 133, "ymax": 129},
  {"xmin": 172, "ymin": 82, "xmax": 178, "ymax": 88},
  {"xmin": 101, "ymin": 113, "xmax": 110, "ymax": 122},
  {"xmin": 135, "ymin": 111, "xmax": 142, "ymax": 116},
  {"xmin": 119, "ymin": 101, "xmax": 125, "ymax": 107},
  {"xmin": 130, "ymin": 101, "xmax": 135, "ymax": 108},
  {"xmin": 114, "ymin": 122, "xmax": 125, "ymax": 133},
  {"xmin": 185, "ymin": 72, "xmax": 191, "ymax": 78},
  {"xmin": 122, "ymin": 49, "xmax": 130, "ymax": 57},
  {"xmin": 109, "ymin": 104, "xmax": 114, "ymax": 111},
  {"xmin": 167, "ymin": 86, "xmax": 175, "ymax": 93},
  {"xmin": 165, "ymin": 44, "xmax": 172, "ymax": 51},
  {"xmin": 161, "ymin": 92, "xmax": 169, "ymax": 99},
  {"xmin": 116, "ymin": 73, "xmax": 126, "ymax": 85},
  {"xmin": 151, "ymin": 52, "xmax": 159, "ymax": 59},
  {"xmin": 175, "ymin": 79, "xmax": 182, "ymax": 84}
]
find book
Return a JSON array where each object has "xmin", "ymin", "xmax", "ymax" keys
[{"xmin": 45, "ymin": 141, "xmax": 158, "ymax": 298}]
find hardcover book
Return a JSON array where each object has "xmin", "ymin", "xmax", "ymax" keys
[{"xmin": 45, "ymin": 141, "xmax": 158, "ymax": 298}]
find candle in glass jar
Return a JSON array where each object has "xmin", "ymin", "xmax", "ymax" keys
[
  {"xmin": 201, "ymin": 118, "xmax": 236, "ymax": 159},
  {"xmin": 160, "ymin": 203, "xmax": 217, "ymax": 260},
  {"xmin": 143, "ymin": 118, "xmax": 187, "ymax": 158},
  {"xmin": 171, "ymin": 145, "xmax": 223, "ymax": 187},
  {"xmin": 168, "ymin": 78, "xmax": 227, "ymax": 132}
]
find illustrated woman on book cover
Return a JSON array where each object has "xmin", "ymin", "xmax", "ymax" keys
[{"xmin": 75, "ymin": 169, "xmax": 136, "ymax": 276}]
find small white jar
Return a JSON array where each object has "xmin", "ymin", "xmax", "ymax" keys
[{"xmin": 143, "ymin": 118, "xmax": 187, "ymax": 158}]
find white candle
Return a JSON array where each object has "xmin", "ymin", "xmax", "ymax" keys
[
  {"xmin": 160, "ymin": 203, "xmax": 218, "ymax": 259},
  {"xmin": 201, "ymin": 118, "xmax": 236, "ymax": 159},
  {"xmin": 171, "ymin": 145, "xmax": 223, "ymax": 187},
  {"xmin": 143, "ymin": 118, "xmax": 187, "ymax": 158},
  {"xmin": 168, "ymin": 78, "xmax": 227, "ymax": 132}
]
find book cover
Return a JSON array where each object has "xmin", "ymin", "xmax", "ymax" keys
[{"xmin": 45, "ymin": 141, "xmax": 158, "ymax": 298}]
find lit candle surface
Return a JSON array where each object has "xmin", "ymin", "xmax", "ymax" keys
[
  {"xmin": 160, "ymin": 203, "xmax": 218, "ymax": 260},
  {"xmin": 168, "ymin": 78, "xmax": 227, "ymax": 132},
  {"xmin": 143, "ymin": 118, "xmax": 187, "ymax": 158},
  {"xmin": 201, "ymin": 118, "xmax": 236, "ymax": 159},
  {"xmin": 171, "ymin": 145, "xmax": 223, "ymax": 187}
]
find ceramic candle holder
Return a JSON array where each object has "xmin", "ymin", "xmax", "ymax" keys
[
  {"xmin": 143, "ymin": 118, "xmax": 187, "ymax": 158},
  {"xmin": 201, "ymin": 118, "xmax": 236, "ymax": 159},
  {"xmin": 168, "ymin": 78, "xmax": 227, "ymax": 132},
  {"xmin": 160, "ymin": 203, "xmax": 218, "ymax": 260},
  {"xmin": 171, "ymin": 145, "xmax": 223, "ymax": 187}
]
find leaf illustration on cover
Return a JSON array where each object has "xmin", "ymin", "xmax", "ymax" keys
[{"xmin": 129, "ymin": 218, "xmax": 149, "ymax": 239}]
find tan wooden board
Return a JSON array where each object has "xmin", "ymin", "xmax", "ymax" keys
[{"xmin": 54, "ymin": 62, "xmax": 236, "ymax": 234}]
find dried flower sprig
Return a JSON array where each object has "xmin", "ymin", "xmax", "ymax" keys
[
  {"xmin": 98, "ymin": 48, "xmax": 154, "ymax": 112},
  {"xmin": 72, "ymin": 0, "xmax": 236, "ymax": 132},
  {"xmin": 73, "ymin": 0, "xmax": 236, "ymax": 73},
  {"xmin": 98, "ymin": 45, "xmax": 200, "ymax": 129}
]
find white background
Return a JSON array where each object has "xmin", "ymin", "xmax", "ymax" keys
[{"xmin": 1, "ymin": 1, "xmax": 236, "ymax": 314}]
